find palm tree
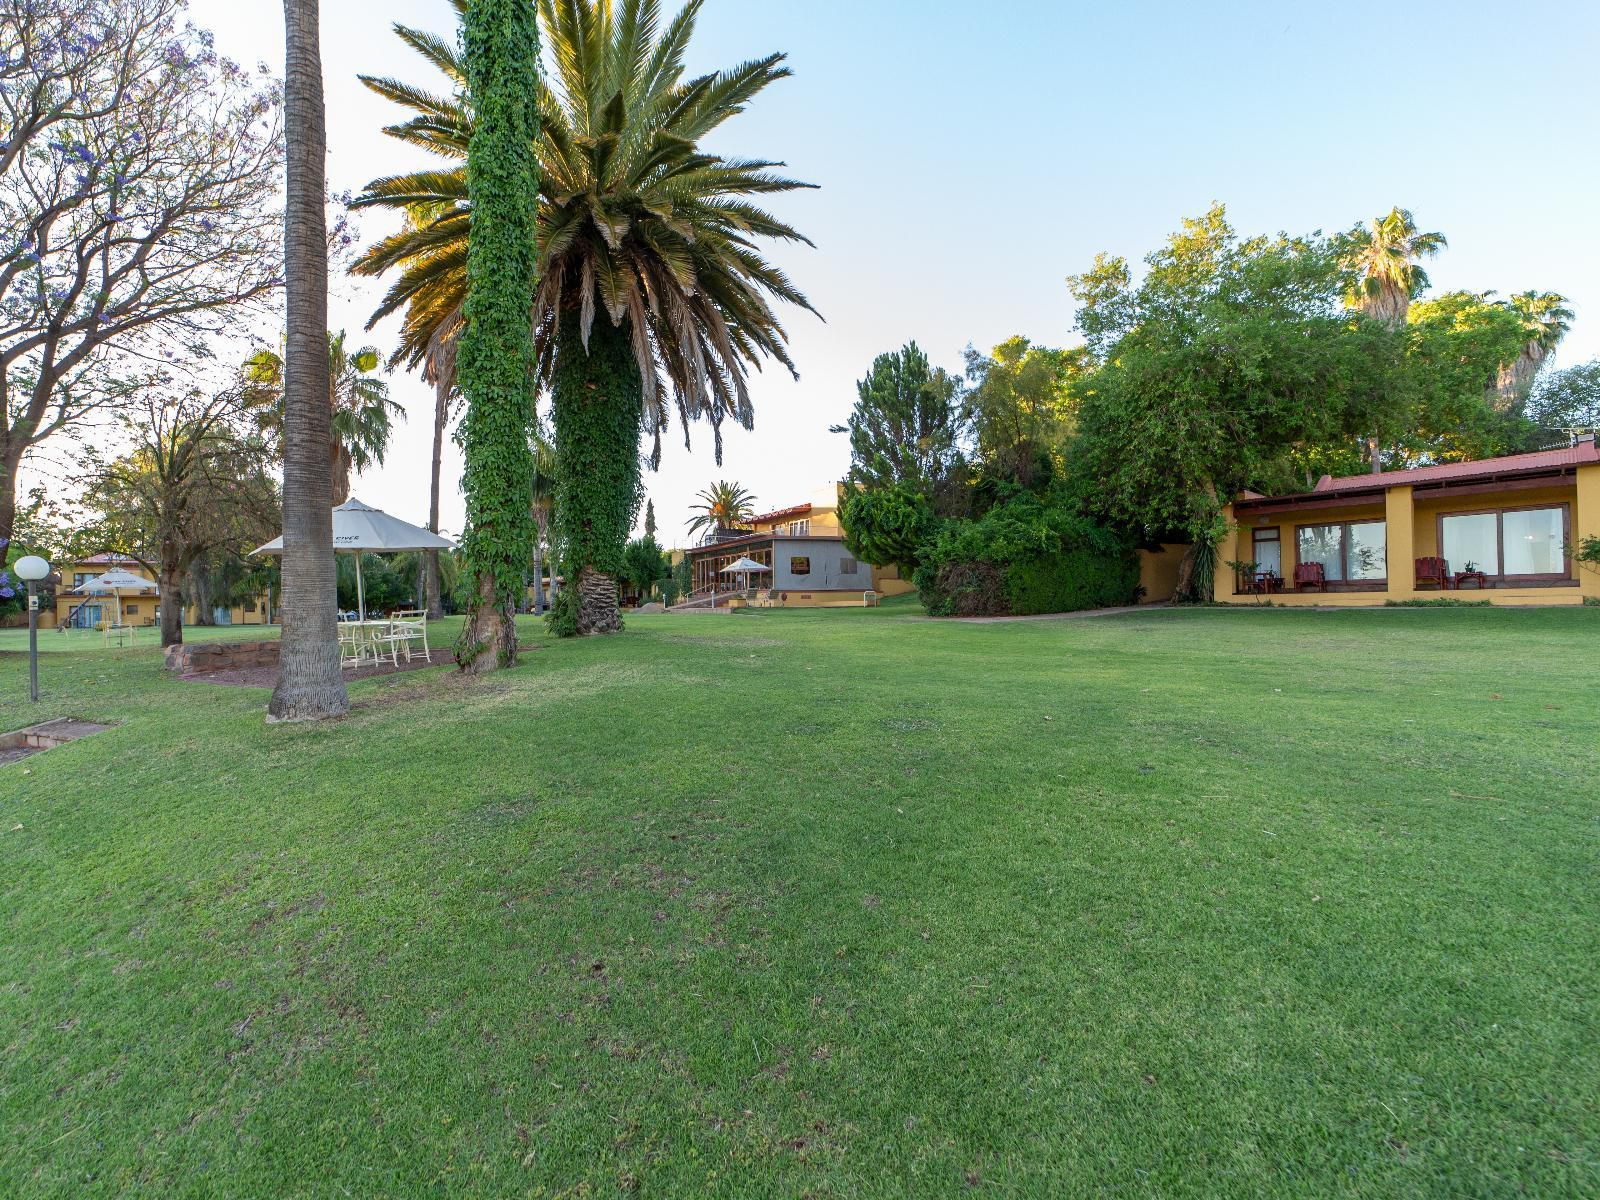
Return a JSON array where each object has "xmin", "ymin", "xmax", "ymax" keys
[
  {"xmin": 685, "ymin": 480, "xmax": 756, "ymax": 541},
  {"xmin": 353, "ymin": 0, "xmax": 816, "ymax": 635},
  {"xmin": 246, "ymin": 330, "xmax": 405, "ymax": 506},
  {"xmin": 1342, "ymin": 207, "xmax": 1447, "ymax": 326},
  {"xmin": 1496, "ymin": 290, "xmax": 1574, "ymax": 410},
  {"xmin": 422, "ymin": 380, "xmax": 459, "ymax": 618},
  {"xmin": 268, "ymin": 0, "xmax": 347, "ymax": 722},
  {"xmin": 529, "ymin": 433, "xmax": 556, "ymax": 615}
]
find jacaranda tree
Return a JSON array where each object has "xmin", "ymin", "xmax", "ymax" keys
[
  {"xmin": 0, "ymin": 0, "xmax": 283, "ymax": 552},
  {"xmin": 353, "ymin": 0, "xmax": 816, "ymax": 636}
]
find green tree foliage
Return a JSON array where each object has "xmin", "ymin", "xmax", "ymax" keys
[
  {"xmin": 670, "ymin": 556, "xmax": 692, "ymax": 603},
  {"xmin": 835, "ymin": 342, "xmax": 967, "ymax": 511},
  {"xmin": 964, "ymin": 337, "xmax": 1083, "ymax": 492},
  {"xmin": 839, "ymin": 483, "xmax": 936, "ymax": 573},
  {"xmin": 912, "ymin": 489, "xmax": 1138, "ymax": 617},
  {"xmin": 453, "ymin": 0, "xmax": 541, "ymax": 671},
  {"xmin": 336, "ymin": 553, "xmax": 412, "ymax": 615},
  {"xmin": 621, "ymin": 535, "xmax": 669, "ymax": 600},
  {"xmin": 1068, "ymin": 205, "xmax": 1407, "ymax": 554},
  {"xmin": 353, "ymin": 0, "xmax": 817, "ymax": 636},
  {"xmin": 686, "ymin": 481, "xmax": 757, "ymax": 540},
  {"xmin": 244, "ymin": 331, "xmax": 404, "ymax": 505},
  {"xmin": 643, "ymin": 499, "xmax": 657, "ymax": 539},
  {"xmin": 1527, "ymin": 360, "xmax": 1600, "ymax": 440},
  {"xmin": 80, "ymin": 385, "xmax": 280, "ymax": 647},
  {"xmin": 1401, "ymin": 292, "xmax": 1532, "ymax": 459}
]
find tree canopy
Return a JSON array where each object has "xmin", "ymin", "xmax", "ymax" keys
[
  {"xmin": 836, "ymin": 342, "xmax": 967, "ymax": 509},
  {"xmin": 0, "ymin": 0, "xmax": 283, "ymax": 548},
  {"xmin": 1067, "ymin": 205, "xmax": 1408, "ymax": 542}
]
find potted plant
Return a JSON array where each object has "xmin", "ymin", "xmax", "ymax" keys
[{"xmin": 1225, "ymin": 559, "xmax": 1261, "ymax": 593}]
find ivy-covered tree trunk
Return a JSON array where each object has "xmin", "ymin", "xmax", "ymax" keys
[
  {"xmin": 453, "ymin": 0, "xmax": 540, "ymax": 672},
  {"xmin": 551, "ymin": 310, "xmax": 643, "ymax": 637}
]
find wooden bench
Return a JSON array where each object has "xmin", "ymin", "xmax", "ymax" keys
[
  {"xmin": 1293, "ymin": 562, "xmax": 1328, "ymax": 592},
  {"xmin": 1414, "ymin": 557, "xmax": 1450, "ymax": 589}
]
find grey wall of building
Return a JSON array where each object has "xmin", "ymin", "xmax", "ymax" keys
[{"xmin": 771, "ymin": 538, "xmax": 868, "ymax": 591}]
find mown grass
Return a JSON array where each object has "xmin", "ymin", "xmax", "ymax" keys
[{"xmin": 2, "ymin": 600, "xmax": 1597, "ymax": 1197}]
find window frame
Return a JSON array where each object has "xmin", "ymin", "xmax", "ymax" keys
[
  {"xmin": 789, "ymin": 556, "xmax": 811, "ymax": 576},
  {"xmin": 1250, "ymin": 527, "xmax": 1281, "ymax": 575},
  {"xmin": 1437, "ymin": 503, "xmax": 1571, "ymax": 585},
  {"xmin": 1293, "ymin": 519, "xmax": 1388, "ymax": 589}
]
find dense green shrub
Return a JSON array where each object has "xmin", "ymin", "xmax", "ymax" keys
[
  {"xmin": 544, "ymin": 572, "xmax": 578, "ymax": 636},
  {"xmin": 840, "ymin": 483, "xmax": 937, "ymax": 572},
  {"xmin": 914, "ymin": 491, "xmax": 1139, "ymax": 617}
]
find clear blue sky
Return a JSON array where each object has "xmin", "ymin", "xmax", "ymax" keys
[{"xmin": 185, "ymin": 0, "xmax": 1600, "ymax": 541}]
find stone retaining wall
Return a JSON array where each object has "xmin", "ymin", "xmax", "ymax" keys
[{"xmin": 164, "ymin": 640, "xmax": 281, "ymax": 674}]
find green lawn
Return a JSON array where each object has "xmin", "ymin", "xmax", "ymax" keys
[
  {"xmin": 2, "ymin": 601, "xmax": 1596, "ymax": 1197},
  {"xmin": 0, "ymin": 621, "xmax": 276, "ymax": 654}
]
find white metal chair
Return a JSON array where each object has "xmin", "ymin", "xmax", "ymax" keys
[
  {"xmin": 387, "ymin": 609, "xmax": 430, "ymax": 662},
  {"xmin": 368, "ymin": 622, "xmax": 406, "ymax": 666},
  {"xmin": 338, "ymin": 619, "xmax": 366, "ymax": 668}
]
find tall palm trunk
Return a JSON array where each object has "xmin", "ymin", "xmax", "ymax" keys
[
  {"xmin": 330, "ymin": 442, "xmax": 352, "ymax": 505},
  {"xmin": 529, "ymin": 539, "xmax": 544, "ymax": 615},
  {"xmin": 551, "ymin": 312, "xmax": 640, "ymax": 637},
  {"xmin": 269, "ymin": 0, "xmax": 348, "ymax": 722},
  {"xmin": 424, "ymin": 380, "xmax": 446, "ymax": 618}
]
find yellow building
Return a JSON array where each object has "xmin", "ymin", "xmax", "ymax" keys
[
  {"xmin": 1213, "ymin": 440, "xmax": 1600, "ymax": 605},
  {"xmin": 52, "ymin": 553, "xmax": 272, "ymax": 630},
  {"xmin": 682, "ymin": 483, "xmax": 916, "ymax": 607},
  {"xmin": 53, "ymin": 554, "xmax": 159, "ymax": 629}
]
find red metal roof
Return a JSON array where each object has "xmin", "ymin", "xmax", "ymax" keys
[
  {"xmin": 1311, "ymin": 441, "xmax": 1600, "ymax": 494},
  {"xmin": 748, "ymin": 502, "xmax": 813, "ymax": 524}
]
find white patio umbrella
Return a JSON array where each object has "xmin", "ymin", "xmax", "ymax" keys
[
  {"xmin": 252, "ymin": 497, "xmax": 455, "ymax": 620},
  {"xmin": 71, "ymin": 567, "xmax": 155, "ymax": 632},
  {"xmin": 719, "ymin": 555, "xmax": 771, "ymax": 593}
]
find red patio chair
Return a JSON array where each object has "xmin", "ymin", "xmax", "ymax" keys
[
  {"xmin": 1414, "ymin": 557, "xmax": 1450, "ymax": 589},
  {"xmin": 1293, "ymin": 562, "xmax": 1327, "ymax": 592}
]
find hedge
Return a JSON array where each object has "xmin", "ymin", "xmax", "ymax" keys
[{"xmin": 913, "ymin": 491, "xmax": 1139, "ymax": 617}]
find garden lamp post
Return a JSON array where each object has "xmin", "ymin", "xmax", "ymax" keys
[{"xmin": 15, "ymin": 555, "xmax": 50, "ymax": 703}]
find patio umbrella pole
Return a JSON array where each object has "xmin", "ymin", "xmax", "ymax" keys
[{"xmin": 355, "ymin": 553, "xmax": 366, "ymax": 622}]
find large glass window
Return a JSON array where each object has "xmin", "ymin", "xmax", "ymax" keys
[
  {"xmin": 1298, "ymin": 525, "xmax": 1346, "ymax": 580},
  {"xmin": 1503, "ymin": 508, "xmax": 1566, "ymax": 575},
  {"xmin": 1440, "ymin": 512, "xmax": 1499, "ymax": 575},
  {"xmin": 1347, "ymin": 522, "xmax": 1388, "ymax": 580},
  {"xmin": 1297, "ymin": 520, "xmax": 1386, "ymax": 583},
  {"xmin": 1441, "ymin": 507, "xmax": 1568, "ymax": 578}
]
